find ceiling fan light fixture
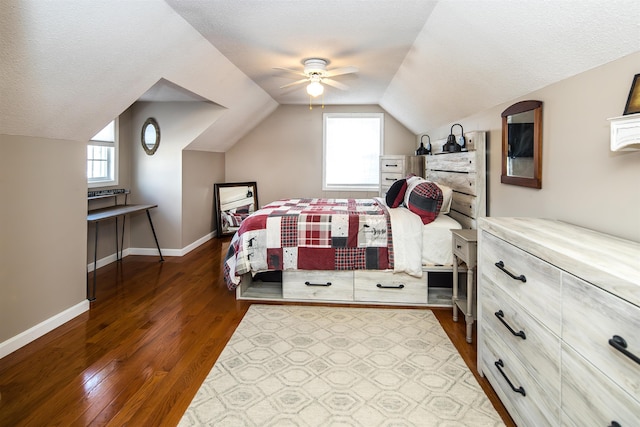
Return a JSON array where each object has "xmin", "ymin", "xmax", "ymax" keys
[{"xmin": 306, "ymin": 81, "xmax": 324, "ymax": 97}]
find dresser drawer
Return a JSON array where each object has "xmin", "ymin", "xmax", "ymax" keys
[
  {"xmin": 562, "ymin": 273, "xmax": 640, "ymax": 399},
  {"xmin": 479, "ymin": 231, "xmax": 562, "ymax": 335},
  {"xmin": 354, "ymin": 270, "xmax": 427, "ymax": 304},
  {"xmin": 481, "ymin": 326, "xmax": 560, "ymax": 427},
  {"xmin": 481, "ymin": 281, "xmax": 560, "ymax": 402},
  {"xmin": 381, "ymin": 158, "xmax": 405, "ymax": 173},
  {"xmin": 283, "ymin": 270, "xmax": 353, "ymax": 301},
  {"xmin": 381, "ymin": 172, "xmax": 403, "ymax": 186},
  {"xmin": 561, "ymin": 343, "xmax": 640, "ymax": 426}
]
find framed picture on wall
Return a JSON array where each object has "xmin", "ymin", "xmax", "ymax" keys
[{"xmin": 623, "ymin": 73, "xmax": 640, "ymax": 115}]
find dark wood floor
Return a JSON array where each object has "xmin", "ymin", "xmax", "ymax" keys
[{"xmin": 0, "ymin": 237, "xmax": 514, "ymax": 426}]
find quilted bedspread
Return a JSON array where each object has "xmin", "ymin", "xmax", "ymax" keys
[{"xmin": 224, "ymin": 198, "xmax": 396, "ymax": 290}]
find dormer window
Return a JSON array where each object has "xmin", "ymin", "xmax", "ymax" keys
[{"xmin": 87, "ymin": 119, "xmax": 118, "ymax": 187}]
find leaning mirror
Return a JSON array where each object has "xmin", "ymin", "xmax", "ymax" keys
[
  {"xmin": 501, "ymin": 100, "xmax": 542, "ymax": 188},
  {"xmin": 141, "ymin": 117, "xmax": 160, "ymax": 155},
  {"xmin": 214, "ymin": 182, "xmax": 258, "ymax": 237}
]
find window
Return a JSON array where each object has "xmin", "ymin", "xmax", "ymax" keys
[
  {"xmin": 323, "ymin": 113, "xmax": 383, "ymax": 191},
  {"xmin": 88, "ymin": 119, "xmax": 118, "ymax": 187}
]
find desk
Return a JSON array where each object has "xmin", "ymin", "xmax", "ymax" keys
[
  {"xmin": 451, "ymin": 228, "xmax": 478, "ymax": 343},
  {"xmin": 87, "ymin": 204, "xmax": 164, "ymax": 301}
]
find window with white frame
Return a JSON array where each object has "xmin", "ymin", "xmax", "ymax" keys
[
  {"xmin": 87, "ymin": 119, "xmax": 118, "ymax": 187},
  {"xmin": 323, "ymin": 113, "xmax": 383, "ymax": 191}
]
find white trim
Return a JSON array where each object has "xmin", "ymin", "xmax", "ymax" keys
[
  {"xmin": 87, "ymin": 249, "xmax": 130, "ymax": 272},
  {"xmin": 86, "ymin": 231, "xmax": 216, "ymax": 270},
  {"xmin": 0, "ymin": 300, "xmax": 90, "ymax": 359}
]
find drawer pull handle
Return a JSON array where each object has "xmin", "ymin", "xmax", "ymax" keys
[
  {"xmin": 304, "ymin": 281, "xmax": 332, "ymax": 287},
  {"xmin": 494, "ymin": 359, "xmax": 526, "ymax": 396},
  {"xmin": 608, "ymin": 335, "xmax": 640, "ymax": 365},
  {"xmin": 494, "ymin": 261, "xmax": 526, "ymax": 282},
  {"xmin": 385, "ymin": 177, "xmax": 397, "ymax": 181},
  {"xmin": 495, "ymin": 310, "xmax": 526, "ymax": 339},
  {"xmin": 377, "ymin": 283, "xmax": 405, "ymax": 289},
  {"xmin": 385, "ymin": 164, "xmax": 399, "ymax": 167},
  {"xmin": 456, "ymin": 244, "xmax": 462, "ymax": 249}
]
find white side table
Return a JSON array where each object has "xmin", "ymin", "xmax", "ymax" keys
[{"xmin": 451, "ymin": 229, "xmax": 478, "ymax": 343}]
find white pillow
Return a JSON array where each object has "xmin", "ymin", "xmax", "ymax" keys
[{"xmin": 436, "ymin": 183, "xmax": 453, "ymax": 214}]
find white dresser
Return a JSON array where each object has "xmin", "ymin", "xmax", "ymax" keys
[
  {"xmin": 379, "ymin": 155, "xmax": 424, "ymax": 197},
  {"xmin": 477, "ymin": 217, "xmax": 640, "ymax": 427}
]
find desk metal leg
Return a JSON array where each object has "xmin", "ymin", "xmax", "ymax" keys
[
  {"xmin": 146, "ymin": 209, "xmax": 164, "ymax": 262},
  {"xmin": 89, "ymin": 222, "xmax": 98, "ymax": 301},
  {"xmin": 120, "ymin": 216, "xmax": 126, "ymax": 261},
  {"xmin": 115, "ymin": 217, "xmax": 119, "ymax": 261}
]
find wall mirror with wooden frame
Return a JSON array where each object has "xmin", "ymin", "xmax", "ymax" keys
[
  {"xmin": 141, "ymin": 117, "xmax": 160, "ymax": 155},
  {"xmin": 501, "ymin": 100, "xmax": 542, "ymax": 188},
  {"xmin": 214, "ymin": 182, "xmax": 258, "ymax": 237}
]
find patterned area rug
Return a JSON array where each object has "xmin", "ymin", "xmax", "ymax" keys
[{"xmin": 179, "ymin": 305, "xmax": 504, "ymax": 426}]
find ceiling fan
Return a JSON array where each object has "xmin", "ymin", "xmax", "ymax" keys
[{"xmin": 275, "ymin": 58, "xmax": 358, "ymax": 97}]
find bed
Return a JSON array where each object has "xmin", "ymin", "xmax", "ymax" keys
[{"xmin": 225, "ymin": 131, "xmax": 486, "ymax": 307}]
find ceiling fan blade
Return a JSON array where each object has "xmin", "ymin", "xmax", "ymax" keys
[
  {"xmin": 273, "ymin": 67, "xmax": 305, "ymax": 76},
  {"xmin": 325, "ymin": 66, "xmax": 358, "ymax": 77},
  {"xmin": 280, "ymin": 78, "xmax": 309, "ymax": 89},
  {"xmin": 321, "ymin": 78, "xmax": 349, "ymax": 90}
]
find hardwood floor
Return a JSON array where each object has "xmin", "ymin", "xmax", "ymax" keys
[{"xmin": 0, "ymin": 237, "xmax": 514, "ymax": 426}]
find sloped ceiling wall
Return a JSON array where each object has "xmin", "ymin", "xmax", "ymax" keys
[
  {"xmin": 381, "ymin": 0, "xmax": 640, "ymax": 134},
  {"xmin": 0, "ymin": 0, "xmax": 277, "ymax": 152},
  {"xmin": 2, "ymin": 0, "xmax": 639, "ymax": 152}
]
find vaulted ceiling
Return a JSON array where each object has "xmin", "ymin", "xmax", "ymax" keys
[{"xmin": 2, "ymin": 0, "xmax": 639, "ymax": 152}]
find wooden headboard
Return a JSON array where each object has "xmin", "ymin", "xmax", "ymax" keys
[{"xmin": 424, "ymin": 131, "xmax": 487, "ymax": 229}]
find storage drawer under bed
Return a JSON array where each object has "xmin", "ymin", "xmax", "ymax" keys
[
  {"xmin": 354, "ymin": 270, "xmax": 427, "ymax": 304},
  {"xmin": 282, "ymin": 270, "xmax": 353, "ymax": 301}
]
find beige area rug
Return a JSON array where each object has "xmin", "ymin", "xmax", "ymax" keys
[{"xmin": 179, "ymin": 305, "xmax": 504, "ymax": 427}]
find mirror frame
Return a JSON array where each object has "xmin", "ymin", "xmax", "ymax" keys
[
  {"xmin": 141, "ymin": 117, "xmax": 160, "ymax": 155},
  {"xmin": 501, "ymin": 100, "xmax": 542, "ymax": 189},
  {"xmin": 214, "ymin": 181, "xmax": 258, "ymax": 237}
]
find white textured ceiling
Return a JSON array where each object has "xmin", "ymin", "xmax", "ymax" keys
[
  {"xmin": 168, "ymin": 0, "xmax": 640, "ymax": 134},
  {"xmin": 1, "ymin": 0, "xmax": 639, "ymax": 151},
  {"xmin": 166, "ymin": 0, "xmax": 438, "ymax": 107}
]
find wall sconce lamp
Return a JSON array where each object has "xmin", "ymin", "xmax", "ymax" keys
[
  {"xmin": 417, "ymin": 134, "xmax": 431, "ymax": 155},
  {"xmin": 443, "ymin": 123, "xmax": 465, "ymax": 152}
]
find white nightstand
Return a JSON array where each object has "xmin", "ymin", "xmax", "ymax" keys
[{"xmin": 451, "ymin": 228, "xmax": 478, "ymax": 343}]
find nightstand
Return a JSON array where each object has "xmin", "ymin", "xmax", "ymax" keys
[{"xmin": 451, "ymin": 228, "xmax": 478, "ymax": 343}]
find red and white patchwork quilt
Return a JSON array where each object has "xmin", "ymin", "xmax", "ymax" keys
[{"xmin": 224, "ymin": 198, "xmax": 396, "ymax": 290}]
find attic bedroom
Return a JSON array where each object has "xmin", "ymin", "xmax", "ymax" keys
[{"xmin": 1, "ymin": 0, "xmax": 639, "ymax": 425}]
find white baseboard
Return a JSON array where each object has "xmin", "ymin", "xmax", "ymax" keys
[
  {"xmin": 0, "ymin": 300, "xmax": 90, "ymax": 359},
  {"xmin": 87, "ymin": 249, "xmax": 130, "ymax": 272},
  {"xmin": 87, "ymin": 231, "xmax": 215, "ymax": 269}
]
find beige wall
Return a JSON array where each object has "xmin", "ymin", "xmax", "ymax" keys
[
  {"xmin": 225, "ymin": 105, "xmax": 417, "ymax": 206},
  {"xmin": 426, "ymin": 52, "xmax": 640, "ymax": 242},
  {"xmin": 182, "ymin": 150, "xmax": 225, "ymax": 245},
  {"xmin": 129, "ymin": 101, "xmax": 226, "ymax": 251},
  {"xmin": 1, "ymin": 135, "xmax": 87, "ymax": 343}
]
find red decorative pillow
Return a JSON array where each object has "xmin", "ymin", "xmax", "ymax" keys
[
  {"xmin": 385, "ymin": 179, "xmax": 407, "ymax": 208},
  {"xmin": 406, "ymin": 182, "xmax": 443, "ymax": 224}
]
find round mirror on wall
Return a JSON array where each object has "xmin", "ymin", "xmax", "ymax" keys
[{"xmin": 141, "ymin": 117, "xmax": 160, "ymax": 155}]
